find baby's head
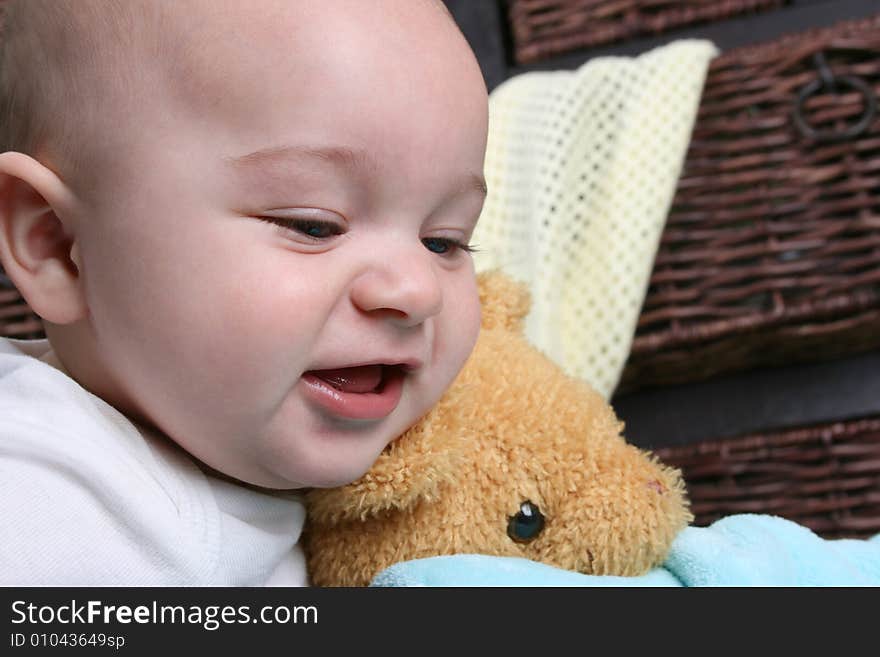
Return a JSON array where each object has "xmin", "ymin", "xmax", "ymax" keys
[{"xmin": 0, "ymin": 0, "xmax": 489, "ymax": 489}]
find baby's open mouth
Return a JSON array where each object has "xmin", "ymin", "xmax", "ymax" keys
[
  {"xmin": 306, "ymin": 364, "xmax": 401, "ymax": 394},
  {"xmin": 300, "ymin": 364, "xmax": 407, "ymax": 420}
]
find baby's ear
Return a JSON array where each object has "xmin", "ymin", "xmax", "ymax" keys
[
  {"xmin": 306, "ymin": 383, "xmax": 472, "ymax": 524},
  {"xmin": 477, "ymin": 270, "xmax": 531, "ymax": 333},
  {"xmin": 0, "ymin": 152, "xmax": 85, "ymax": 325}
]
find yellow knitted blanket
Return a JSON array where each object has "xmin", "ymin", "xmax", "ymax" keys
[{"xmin": 473, "ymin": 40, "xmax": 718, "ymax": 398}]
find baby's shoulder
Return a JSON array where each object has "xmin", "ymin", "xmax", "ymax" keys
[
  {"xmin": 0, "ymin": 339, "xmax": 219, "ymax": 585},
  {"xmin": 0, "ymin": 338, "xmax": 148, "ymax": 465}
]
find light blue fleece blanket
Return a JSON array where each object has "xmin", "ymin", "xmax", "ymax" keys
[{"xmin": 370, "ymin": 514, "xmax": 880, "ymax": 586}]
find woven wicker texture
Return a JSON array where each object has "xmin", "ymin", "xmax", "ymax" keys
[
  {"xmin": 654, "ymin": 416, "xmax": 880, "ymax": 539},
  {"xmin": 507, "ymin": 0, "xmax": 787, "ymax": 65},
  {"xmin": 0, "ymin": 274, "xmax": 43, "ymax": 340},
  {"xmin": 619, "ymin": 14, "xmax": 880, "ymax": 392}
]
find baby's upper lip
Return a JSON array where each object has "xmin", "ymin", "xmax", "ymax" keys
[{"xmin": 307, "ymin": 357, "xmax": 424, "ymax": 373}]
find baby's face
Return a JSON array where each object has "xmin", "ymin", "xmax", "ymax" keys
[{"xmin": 68, "ymin": 1, "xmax": 488, "ymax": 488}]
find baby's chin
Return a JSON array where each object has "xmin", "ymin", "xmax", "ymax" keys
[
  {"xmin": 270, "ymin": 461, "xmax": 376, "ymax": 491},
  {"xmin": 256, "ymin": 435, "xmax": 391, "ymax": 491},
  {"xmin": 243, "ymin": 386, "xmax": 433, "ymax": 489}
]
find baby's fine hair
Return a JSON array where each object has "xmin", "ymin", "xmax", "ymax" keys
[{"xmin": 0, "ymin": 0, "xmax": 168, "ymax": 183}]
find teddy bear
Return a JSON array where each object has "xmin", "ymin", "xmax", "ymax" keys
[{"xmin": 303, "ymin": 271, "xmax": 692, "ymax": 587}]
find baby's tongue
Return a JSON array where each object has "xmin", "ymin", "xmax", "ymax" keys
[{"xmin": 310, "ymin": 365, "xmax": 384, "ymax": 393}]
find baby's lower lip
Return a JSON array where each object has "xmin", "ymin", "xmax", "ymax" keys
[{"xmin": 299, "ymin": 366, "xmax": 405, "ymax": 420}]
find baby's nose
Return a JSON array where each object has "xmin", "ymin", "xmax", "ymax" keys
[{"xmin": 350, "ymin": 254, "xmax": 443, "ymax": 327}]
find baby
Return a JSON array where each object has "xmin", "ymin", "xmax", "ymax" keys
[{"xmin": 0, "ymin": 0, "xmax": 489, "ymax": 585}]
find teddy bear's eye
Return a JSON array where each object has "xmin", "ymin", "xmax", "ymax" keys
[{"xmin": 507, "ymin": 501, "xmax": 545, "ymax": 543}]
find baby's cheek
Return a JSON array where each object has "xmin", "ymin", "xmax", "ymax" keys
[{"xmin": 449, "ymin": 278, "xmax": 482, "ymax": 362}]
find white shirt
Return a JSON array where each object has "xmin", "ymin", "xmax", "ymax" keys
[{"xmin": 0, "ymin": 338, "xmax": 308, "ymax": 586}]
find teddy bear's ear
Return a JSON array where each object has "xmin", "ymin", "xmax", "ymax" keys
[
  {"xmin": 477, "ymin": 270, "xmax": 531, "ymax": 332},
  {"xmin": 305, "ymin": 383, "xmax": 472, "ymax": 525}
]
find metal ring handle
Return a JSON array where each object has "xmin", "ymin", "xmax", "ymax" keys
[{"xmin": 793, "ymin": 74, "xmax": 877, "ymax": 143}]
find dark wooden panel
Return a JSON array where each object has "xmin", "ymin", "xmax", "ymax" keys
[{"xmin": 613, "ymin": 350, "xmax": 880, "ymax": 449}]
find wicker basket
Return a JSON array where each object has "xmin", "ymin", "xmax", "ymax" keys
[
  {"xmin": 0, "ymin": 273, "xmax": 43, "ymax": 340},
  {"xmin": 506, "ymin": 0, "xmax": 788, "ymax": 65},
  {"xmin": 654, "ymin": 415, "xmax": 880, "ymax": 539},
  {"xmin": 618, "ymin": 13, "xmax": 880, "ymax": 393}
]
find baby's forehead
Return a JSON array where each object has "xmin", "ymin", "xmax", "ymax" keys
[
  {"xmin": 5, "ymin": 0, "xmax": 479, "ymax": 191},
  {"xmin": 8, "ymin": 0, "xmax": 460, "ymax": 89},
  {"xmin": 134, "ymin": 1, "xmax": 474, "ymax": 126},
  {"xmin": 13, "ymin": 0, "xmax": 461, "ymax": 100},
  {"xmin": 94, "ymin": 1, "xmax": 457, "ymax": 100}
]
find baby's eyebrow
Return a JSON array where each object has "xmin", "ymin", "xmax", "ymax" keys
[
  {"xmin": 225, "ymin": 142, "xmax": 487, "ymax": 200},
  {"xmin": 225, "ymin": 143, "xmax": 375, "ymax": 172}
]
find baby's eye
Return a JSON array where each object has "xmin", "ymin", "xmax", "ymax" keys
[
  {"xmin": 259, "ymin": 216, "xmax": 345, "ymax": 240},
  {"xmin": 422, "ymin": 237, "xmax": 475, "ymax": 256},
  {"xmin": 293, "ymin": 220, "xmax": 340, "ymax": 239}
]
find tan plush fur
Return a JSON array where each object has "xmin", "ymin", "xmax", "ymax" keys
[{"xmin": 304, "ymin": 272, "xmax": 692, "ymax": 586}]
